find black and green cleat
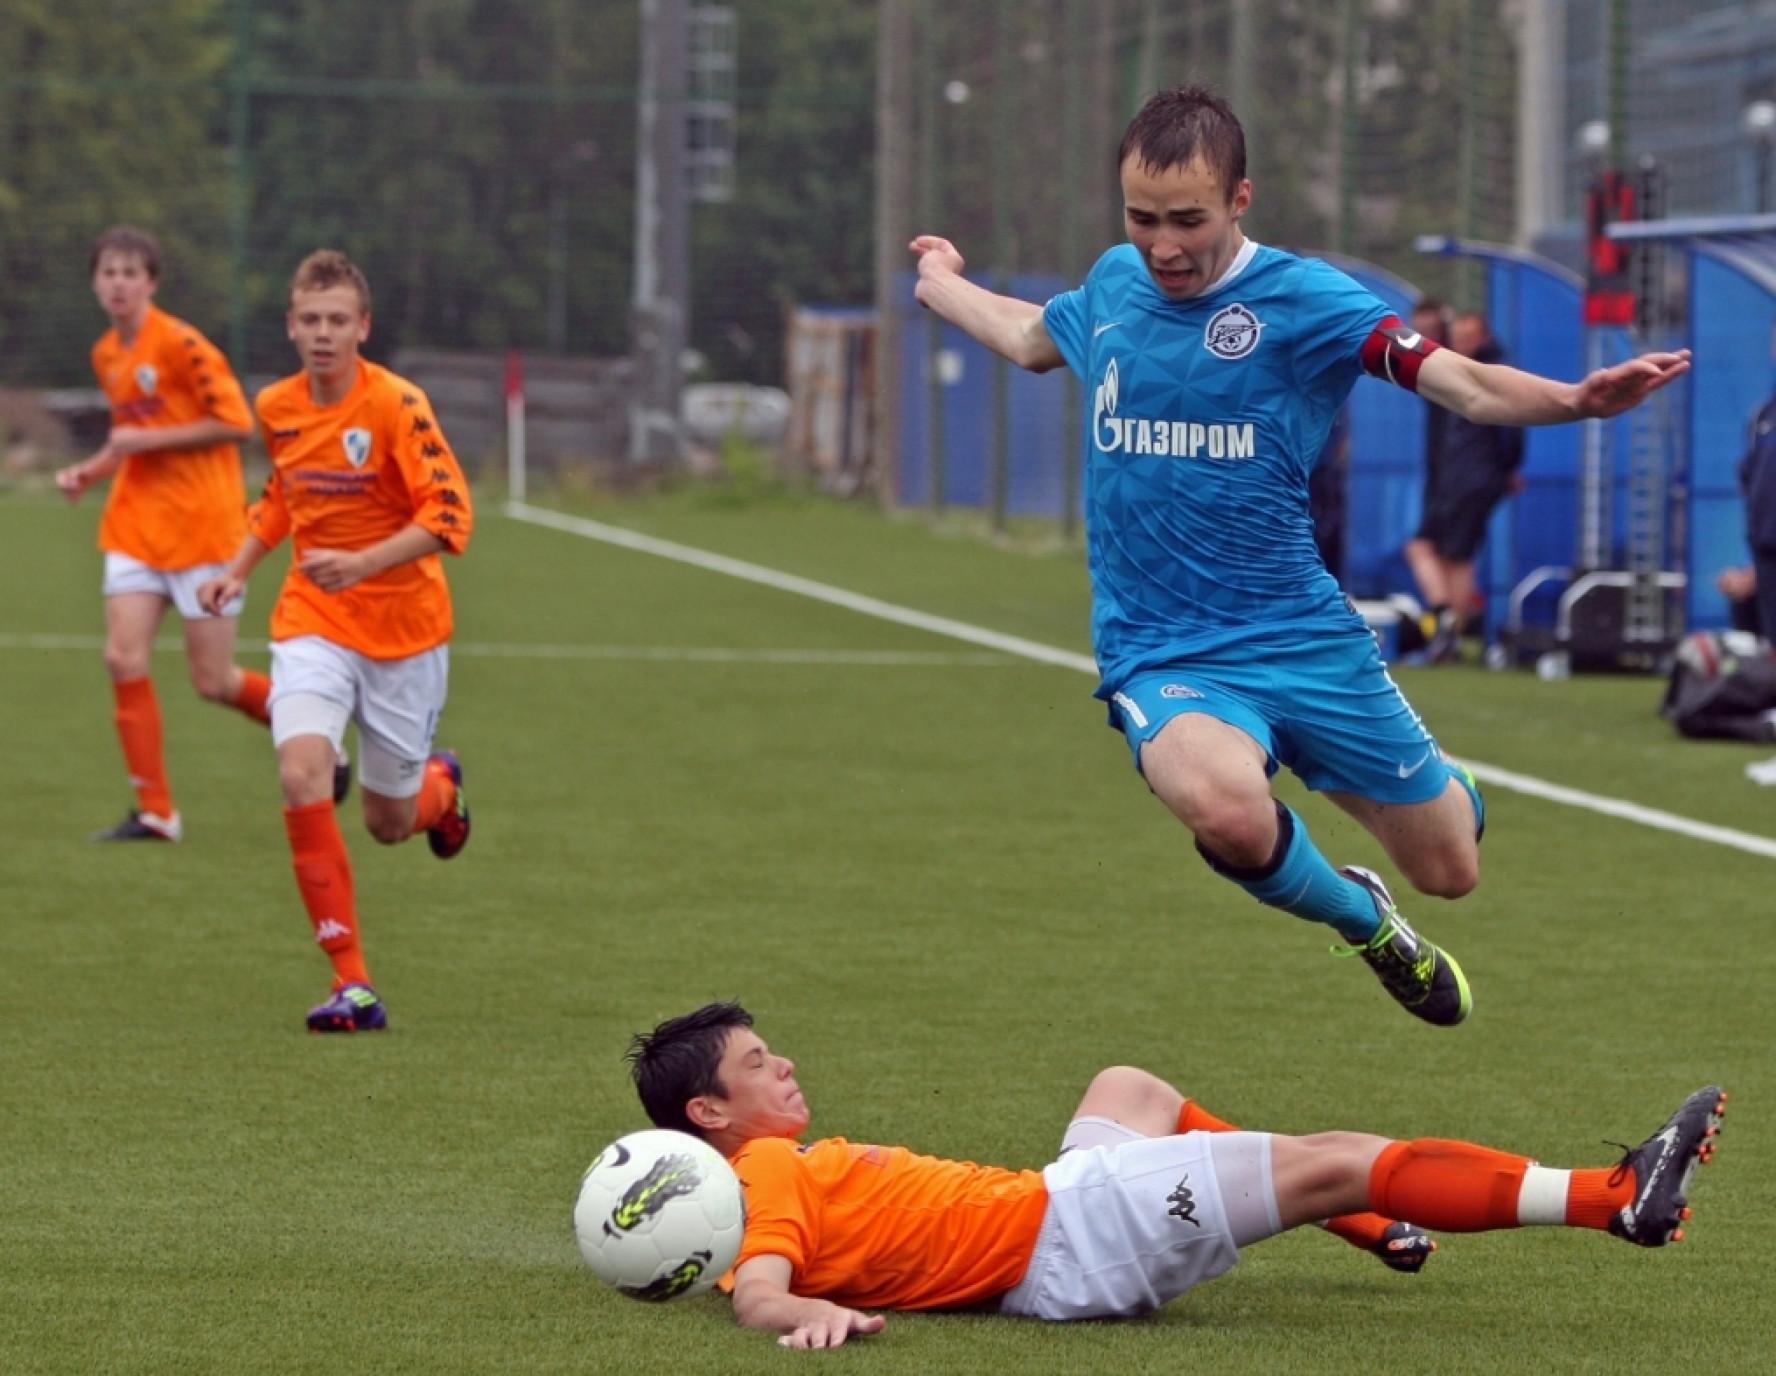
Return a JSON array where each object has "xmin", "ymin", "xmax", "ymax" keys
[{"xmin": 1334, "ymin": 866, "xmax": 1472, "ymax": 1027}]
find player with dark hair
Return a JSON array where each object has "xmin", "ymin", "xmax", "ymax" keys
[
  {"xmin": 908, "ymin": 86, "xmax": 1688, "ymax": 1026},
  {"xmin": 198, "ymin": 249, "xmax": 473, "ymax": 1032},
  {"xmin": 56, "ymin": 225, "xmax": 275, "ymax": 842},
  {"xmin": 626, "ymin": 1003, "xmax": 1724, "ymax": 1349}
]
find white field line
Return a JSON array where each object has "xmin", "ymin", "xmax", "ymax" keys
[
  {"xmin": 505, "ymin": 500, "xmax": 1100, "ymax": 674},
  {"xmin": 505, "ymin": 499, "xmax": 1776, "ymax": 862},
  {"xmin": 0, "ymin": 632, "xmax": 1013, "ymax": 668}
]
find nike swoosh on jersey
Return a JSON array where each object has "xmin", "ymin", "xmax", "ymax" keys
[{"xmin": 1093, "ymin": 321, "xmax": 1123, "ymax": 337}]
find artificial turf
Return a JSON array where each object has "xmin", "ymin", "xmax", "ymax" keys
[{"xmin": 1, "ymin": 486, "xmax": 1770, "ymax": 1374}]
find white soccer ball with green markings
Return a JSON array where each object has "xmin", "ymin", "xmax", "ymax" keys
[{"xmin": 573, "ymin": 1129, "xmax": 746, "ymax": 1301}]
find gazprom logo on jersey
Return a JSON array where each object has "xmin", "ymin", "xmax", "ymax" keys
[
  {"xmin": 341, "ymin": 428, "xmax": 372, "ymax": 468},
  {"xmin": 1092, "ymin": 357, "xmax": 1255, "ymax": 461}
]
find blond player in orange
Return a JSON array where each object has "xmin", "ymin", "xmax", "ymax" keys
[
  {"xmin": 55, "ymin": 225, "xmax": 274, "ymax": 842},
  {"xmin": 199, "ymin": 250, "xmax": 472, "ymax": 1033},
  {"xmin": 627, "ymin": 1004, "xmax": 1725, "ymax": 1349}
]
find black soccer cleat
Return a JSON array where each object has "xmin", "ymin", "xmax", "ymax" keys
[
  {"xmin": 1372, "ymin": 1220, "xmax": 1437, "ymax": 1273},
  {"xmin": 91, "ymin": 808, "xmax": 182, "ymax": 842},
  {"xmin": 1607, "ymin": 1086, "xmax": 1727, "ymax": 1247},
  {"xmin": 333, "ymin": 749, "xmax": 353, "ymax": 807},
  {"xmin": 1334, "ymin": 866, "xmax": 1472, "ymax": 1027}
]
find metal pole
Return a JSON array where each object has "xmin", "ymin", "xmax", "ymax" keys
[
  {"xmin": 1061, "ymin": 0, "xmax": 1087, "ymax": 540},
  {"xmin": 1136, "ymin": 0, "xmax": 1161, "ymax": 102},
  {"xmin": 1229, "ymin": 0, "xmax": 1254, "ymax": 136},
  {"xmin": 227, "ymin": 0, "xmax": 251, "ymax": 370},
  {"xmin": 989, "ymin": 0, "xmax": 1014, "ymax": 533},
  {"xmin": 1607, "ymin": 0, "xmax": 1629, "ymax": 172},
  {"xmin": 1458, "ymin": 0, "xmax": 1483, "ymax": 305},
  {"xmin": 1514, "ymin": 0, "xmax": 1562, "ymax": 248},
  {"xmin": 1337, "ymin": 0, "xmax": 1358, "ymax": 254},
  {"xmin": 630, "ymin": 0, "xmax": 690, "ymax": 466},
  {"xmin": 919, "ymin": 0, "xmax": 945, "ymax": 514},
  {"xmin": 874, "ymin": 0, "xmax": 914, "ymax": 503}
]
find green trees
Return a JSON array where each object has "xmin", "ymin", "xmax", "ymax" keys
[{"xmin": 0, "ymin": 0, "xmax": 233, "ymax": 384}]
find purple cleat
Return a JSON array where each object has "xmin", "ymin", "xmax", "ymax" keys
[
  {"xmin": 425, "ymin": 750, "xmax": 470, "ymax": 859},
  {"xmin": 306, "ymin": 983, "xmax": 388, "ymax": 1033}
]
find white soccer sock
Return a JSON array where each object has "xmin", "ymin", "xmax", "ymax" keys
[{"xmin": 1515, "ymin": 1164, "xmax": 1572, "ymax": 1226}]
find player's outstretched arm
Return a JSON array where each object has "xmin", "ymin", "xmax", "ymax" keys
[
  {"xmin": 731, "ymin": 1256, "xmax": 886, "ymax": 1350},
  {"xmin": 909, "ymin": 235, "xmax": 1065, "ymax": 373},
  {"xmin": 106, "ymin": 419, "xmax": 254, "ymax": 458},
  {"xmin": 1417, "ymin": 346, "xmax": 1691, "ymax": 428}
]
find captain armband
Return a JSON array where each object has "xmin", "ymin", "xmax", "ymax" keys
[{"xmin": 1359, "ymin": 316, "xmax": 1443, "ymax": 393}]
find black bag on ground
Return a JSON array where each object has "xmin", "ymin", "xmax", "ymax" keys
[{"xmin": 1660, "ymin": 631, "xmax": 1776, "ymax": 742}]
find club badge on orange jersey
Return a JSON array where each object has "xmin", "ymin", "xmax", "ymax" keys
[
  {"xmin": 134, "ymin": 363, "xmax": 159, "ymax": 394},
  {"xmin": 342, "ymin": 428, "xmax": 372, "ymax": 468}
]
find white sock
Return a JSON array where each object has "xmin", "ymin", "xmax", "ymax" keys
[{"xmin": 1515, "ymin": 1164, "xmax": 1572, "ymax": 1226}]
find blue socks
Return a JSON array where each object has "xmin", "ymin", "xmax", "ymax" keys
[{"xmin": 1196, "ymin": 801, "xmax": 1381, "ymax": 944}]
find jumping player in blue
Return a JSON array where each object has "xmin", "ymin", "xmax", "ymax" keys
[{"xmin": 909, "ymin": 88, "xmax": 1688, "ymax": 1026}]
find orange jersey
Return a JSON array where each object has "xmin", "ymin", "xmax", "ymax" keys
[
  {"xmin": 726, "ymin": 1136, "xmax": 1048, "ymax": 1311},
  {"xmin": 248, "ymin": 360, "xmax": 472, "ymax": 659},
  {"xmin": 91, "ymin": 305, "xmax": 252, "ymax": 569}
]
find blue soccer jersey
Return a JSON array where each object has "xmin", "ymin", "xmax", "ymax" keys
[{"xmin": 1043, "ymin": 240, "xmax": 1392, "ymax": 690}]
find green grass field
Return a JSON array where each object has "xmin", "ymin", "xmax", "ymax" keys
[{"xmin": 2, "ymin": 486, "xmax": 1772, "ymax": 1374}]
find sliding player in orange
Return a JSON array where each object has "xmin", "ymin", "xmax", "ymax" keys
[
  {"xmin": 56, "ymin": 226, "xmax": 273, "ymax": 842},
  {"xmin": 630, "ymin": 1004, "xmax": 1727, "ymax": 1348},
  {"xmin": 199, "ymin": 250, "xmax": 472, "ymax": 1033}
]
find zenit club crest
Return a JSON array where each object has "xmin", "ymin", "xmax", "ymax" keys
[
  {"xmin": 342, "ymin": 428, "xmax": 372, "ymax": 468},
  {"xmin": 134, "ymin": 364, "xmax": 159, "ymax": 395},
  {"xmin": 1204, "ymin": 304, "xmax": 1264, "ymax": 360}
]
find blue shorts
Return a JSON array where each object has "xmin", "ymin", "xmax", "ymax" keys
[{"xmin": 1102, "ymin": 631, "xmax": 1452, "ymax": 806}]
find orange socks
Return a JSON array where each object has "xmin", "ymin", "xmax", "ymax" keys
[
  {"xmin": 1368, "ymin": 1139, "xmax": 1633, "ymax": 1232},
  {"xmin": 231, "ymin": 670, "xmax": 272, "ymax": 725},
  {"xmin": 409, "ymin": 759, "xmax": 455, "ymax": 836},
  {"xmin": 112, "ymin": 676, "xmax": 174, "ymax": 818},
  {"xmin": 1177, "ymin": 1100, "xmax": 1237, "ymax": 1134},
  {"xmin": 284, "ymin": 800, "xmax": 370, "ymax": 988}
]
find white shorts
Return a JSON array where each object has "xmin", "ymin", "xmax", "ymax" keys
[
  {"xmin": 103, "ymin": 552, "xmax": 244, "ymax": 620},
  {"xmin": 997, "ymin": 1121, "xmax": 1280, "ymax": 1321},
  {"xmin": 269, "ymin": 636, "xmax": 449, "ymax": 799}
]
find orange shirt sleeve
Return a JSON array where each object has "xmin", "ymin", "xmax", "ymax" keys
[
  {"xmin": 162, "ymin": 325, "xmax": 251, "ymax": 433},
  {"xmin": 384, "ymin": 384, "xmax": 473, "ymax": 555},
  {"xmin": 246, "ymin": 471, "xmax": 291, "ymax": 549},
  {"xmin": 730, "ymin": 1139, "xmax": 822, "ymax": 1281},
  {"xmin": 247, "ymin": 405, "xmax": 292, "ymax": 548}
]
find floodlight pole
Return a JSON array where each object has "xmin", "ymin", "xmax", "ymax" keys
[{"xmin": 631, "ymin": 0, "xmax": 691, "ymax": 467}]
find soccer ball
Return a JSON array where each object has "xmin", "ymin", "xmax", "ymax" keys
[{"xmin": 573, "ymin": 1129, "xmax": 747, "ymax": 1301}]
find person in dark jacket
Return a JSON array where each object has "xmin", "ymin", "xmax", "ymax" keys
[
  {"xmin": 1404, "ymin": 310, "xmax": 1525, "ymax": 661},
  {"xmin": 1716, "ymin": 327, "xmax": 1776, "ymax": 637}
]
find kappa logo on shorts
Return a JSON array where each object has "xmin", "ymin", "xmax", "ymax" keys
[
  {"xmin": 397, "ymin": 759, "xmax": 423, "ymax": 779},
  {"xmin": 1204, "ymin": 303, "xmax": 1264, "ymax": 360},
  {"xmin": 134, "ymin": 363, "xmax": 159, "ymax": 395},
  {"xmin": 342, "ymin": 428, "xmax": 373, "ymax": 468},
  {"xmin": 1159, "ymin": 683, "xmax": 1203, "ymax": 700},
  {"xmin": 1166, "ymin": 1174, "xmax": 1201, "ymax": 1227}
]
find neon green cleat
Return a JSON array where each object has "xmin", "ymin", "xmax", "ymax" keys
[{"xmin": 1333, "ymin": 866, "xmax": 1472, "ymax": 1027}]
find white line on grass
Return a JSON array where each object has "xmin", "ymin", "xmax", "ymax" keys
[
  {"xmin": 505, "ymin": 499, "xmax": 1776, "ymax": 862},
  {"xmin": 505, "ymin": 500, "xmax": 1100, "ymax": 674},
  {"xmin": 0, "ymin": 632, "xmax": 1014, "ymax": 668}
]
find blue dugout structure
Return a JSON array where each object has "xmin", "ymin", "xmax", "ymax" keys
[
  {"xmin": 1610, "ymin": 215, "xmax": 1776, "ymax": 631},
  {"xmin": 895, "ymin": 271, "xmax": 1072, "ymax": 515}
]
